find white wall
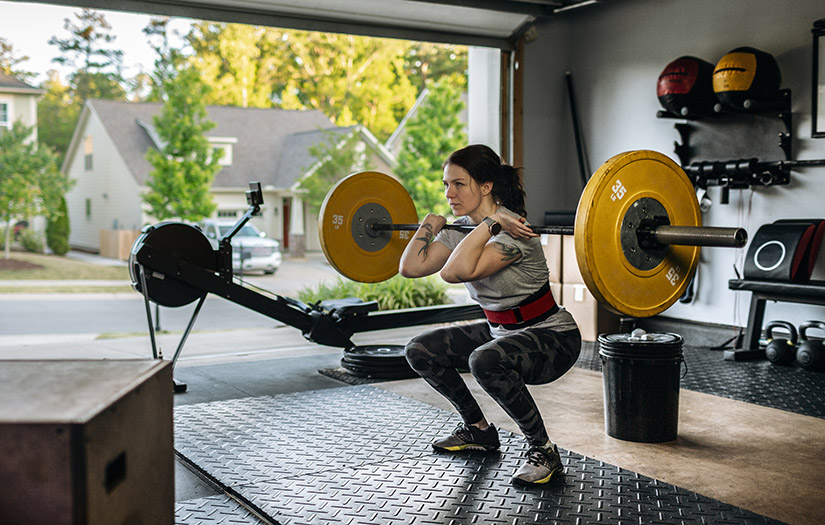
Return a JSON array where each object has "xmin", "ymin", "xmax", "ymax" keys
[{"xmin": 521, "ymin": 0, "xmax": 825, "ymax": 328}]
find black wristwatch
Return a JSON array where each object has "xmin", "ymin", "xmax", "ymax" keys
[{"xmin": 482, "ymin": 216, "xmax": 501, "ymax": 235}]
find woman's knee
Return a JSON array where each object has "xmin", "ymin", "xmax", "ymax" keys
[
  {"xmin": 405, "ymin": 330, "xmax": 444, "ymax": 370},
  {"xmin": 468, "ymin": 345, "xmax": 507, "ymax": 379}
]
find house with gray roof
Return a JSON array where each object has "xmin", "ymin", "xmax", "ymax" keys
[
  {"xmin": 0, "ymin": 72, "xmax": 42, "ymax": 138},
  {"xmin": 1, "ymin": 72, "xmax": 45, "ymax": 239},
  {"xmin": 62, "ymin": 99, "xmax": 397, "ymax": 256}
]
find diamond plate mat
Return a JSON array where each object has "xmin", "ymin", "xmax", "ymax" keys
[
  {"xmin": 174, "ymin": 385, "xmax": 778, "ymax": 525},
  {"xmin": 575, "ymin": 342, "xmax": 825, "ymax": 419},
  {"xmin": 175, "ymin": 494, "xmax": 266, "ymax": 524}
]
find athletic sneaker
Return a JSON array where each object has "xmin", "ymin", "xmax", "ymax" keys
[
  {"xmin": 511, "ymin": 443, "xmax": 563, "ymax": 486},
  {"xmin": 432, "ymin": 422, "xmax": 500, "ymax": 452}
]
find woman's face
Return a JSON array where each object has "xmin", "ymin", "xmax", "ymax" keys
[{"xmin": 442, "ymin": 163, "xmax": 490, "ymax": 216}]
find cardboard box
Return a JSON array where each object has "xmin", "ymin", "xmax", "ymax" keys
[
  {"xmin": 541, "ymin": 234, "xmax": 563, "ymax": 282},
  {"xmin": 561, "ymin": 235, "xmax": 583, "ymax": 284},
  {"xmin": 0, "ymin": 360, "xmax": 174, "ymax": 525},
  {"xmin": 550, "ymin": 281, "xmax": 562, "ymax": 306},
  {"xmin": 561, "ymin": 283, "xmax": 622, "ymax": 342}
]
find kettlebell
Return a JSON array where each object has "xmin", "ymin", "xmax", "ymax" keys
[
  {"xmin": 764, "ymin": 320, "xmax": 797, "ymax": 365},
  {"xmin": 796, "ymin": 321, "xmax": 825, "ymax": 372}
]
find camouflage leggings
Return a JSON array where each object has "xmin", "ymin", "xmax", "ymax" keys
[{"xmin": 405, "ymin": 321, "xmax": 581, "ymax": 446}]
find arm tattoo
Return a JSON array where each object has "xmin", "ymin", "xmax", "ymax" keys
[
  {"xmin": 416, "ymin": 223, "xmax": 434, "ymax": 257},
  {"xmin": 495, "ymin": 242, "xmax": 521, "ymax": 262}
]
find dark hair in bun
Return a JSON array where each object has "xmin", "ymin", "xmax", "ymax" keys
[{"xmin": 444, "ymin": 144, "xmax": 526, "ymax": 217}]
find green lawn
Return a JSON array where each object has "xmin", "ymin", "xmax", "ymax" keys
[{"xmin": 0, "ymin": 252, "xmax": 131, "ymax": 281}]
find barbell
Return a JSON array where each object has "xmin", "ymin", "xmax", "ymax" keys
[{"xmin": 318, "ymin": 150, "xmax": 748, "ymax": 317}]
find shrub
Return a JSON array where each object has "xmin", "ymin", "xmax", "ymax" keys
[
  {"xmin": 298, "ymin": 275, "xmax": 450, "ymax": 311},
  {"xmin": 46, "ymin": 197, "xmax": 71, "ymax": 256},
  {"xmin": 19, "ymin": 228, "xmax": 45, "ymax": 253}
]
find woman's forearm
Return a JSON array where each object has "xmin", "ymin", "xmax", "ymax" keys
[
  {"xmin": 399, "ymin": 215, "xmax": 447, "ymax": 277},
  {"xmin": 440, "ymin": 224, "xmax": 490, "ymax": 282}
]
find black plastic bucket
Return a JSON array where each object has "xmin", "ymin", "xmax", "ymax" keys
[{"xmin": 599, "ymin": 332, "xmax": 684, "ymax": 443}]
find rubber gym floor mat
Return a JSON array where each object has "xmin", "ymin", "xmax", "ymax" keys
[
  {"xmin": 174, "ymin": 385, "xmax": 779, "ymax": 525},
  {"xmin": 575, "ymin": 342, "xmax": 825, "ymax": 419},
  {"xmin": 175, "ymin": 494, "xmax": 266, "ymax": 524}
]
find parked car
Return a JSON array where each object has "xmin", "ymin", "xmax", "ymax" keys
[{"xmin": 200, "ymin": 219, "xmax": 282, "ymax": 275}]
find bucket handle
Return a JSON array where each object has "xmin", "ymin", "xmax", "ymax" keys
[{"xmin": 680, "ymin": 355, "xmax": 688, "ymax": 379}]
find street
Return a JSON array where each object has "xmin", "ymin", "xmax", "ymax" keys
[{"xmin": 0, "ymin": 253, "xmax": 343, "ymax": 337}]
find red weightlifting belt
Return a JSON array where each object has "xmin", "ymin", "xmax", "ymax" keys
[{"xmin": 483, "ymin": 284, "xmax": 558, "ymax": 326}]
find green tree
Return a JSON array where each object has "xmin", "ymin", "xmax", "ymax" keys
[
  {"xmin": 298, "ymin": 128, "xmax": 375, "ymax": 212},
  {"xmin": 48, "ymin": 9, "xmax": 126, "ymax": 103},
  {"xmin": 395, "ymin": 80, "xmax": 466, "ymax": 218},
  {"xmin": 37, "ymin": 71, "xmax": 80, "ymax": 164},
  {"xmin": 0, "ymin": 37, "xmax": 36, "ymax": 81},
  {"xmin": 0, "ymin": 121, "xmax": 71, "ymax": 259},
  {"xmin": 142, "ymin": 67, "xmax": 221, "ymax": 221},
  {"xmin": 276, "ymin": 31, "xmax": 417, "ymax": 142},
  {"xmin": 403, "ymin": 42, "xmax": 467, "ymax": 92},
  {"xmin": 187, "ymin": 22, "xmax": 282, "ymax": 108},
  {"xmin": 139, "ymin": 17, "xmax": 188, "ymax": 102},
  {"xmin": 185, "ymin": 24, "xmax": 418, "ymax": 141},
  {"xmin": 46, "ymin": 196, "xmax": 71, "ymax": 255}
]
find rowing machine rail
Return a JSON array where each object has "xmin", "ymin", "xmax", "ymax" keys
[{"xmin": 130, "ymin": 182, "xmax": 483, "ymax": 376}]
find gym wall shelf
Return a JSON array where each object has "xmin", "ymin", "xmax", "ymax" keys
[{"xmin": 657, "ymin": 89, "xmax": 798, "ymax": 203}]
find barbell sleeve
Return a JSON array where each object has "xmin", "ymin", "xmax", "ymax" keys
[
  {"xmin": 369, "ymin": 222, "xmax": 747, "ymax": 248},
  {"xmin": 650, "ymin": 225, "xmax": 747, "ymax": 248}
]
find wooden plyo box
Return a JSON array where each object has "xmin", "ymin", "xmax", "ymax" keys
[{"xmin": 0, "ymin": 360, "xmax": 174, "ymax": 525}]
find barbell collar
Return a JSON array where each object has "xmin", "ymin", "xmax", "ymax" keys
[{"xmin": 370, "ymin": 222, "xmax": 747, "ymax": 248}]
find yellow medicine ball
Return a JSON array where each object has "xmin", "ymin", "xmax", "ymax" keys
[{"xmin": 713, "ymin": 46, "xmax": 781, "ymax": 109}]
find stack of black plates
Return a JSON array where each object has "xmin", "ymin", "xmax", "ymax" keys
[{"xmin": 341, "ymin": 345, "xmax": 418, "ymax": 380}]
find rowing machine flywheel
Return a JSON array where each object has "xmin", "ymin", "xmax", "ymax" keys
[{"xmin": 129, "ymin": 222, "xmax": 217, "ymax": 307}]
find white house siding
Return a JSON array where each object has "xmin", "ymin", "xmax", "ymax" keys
[
  {"xmin": 0, "ymin": 92, "xmax": 38, "ymax": 137},
  {"xmin": 66, "ymin": 110, "xmax": 143, "ymax": 251}
]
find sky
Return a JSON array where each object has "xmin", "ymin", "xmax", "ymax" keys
[{"xmin": 0, "ymin": 1, "xmax": 192, "ymax": 85}]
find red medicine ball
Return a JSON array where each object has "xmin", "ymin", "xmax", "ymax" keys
[{"xmin": 657, "ymin": 56, "xmax": 716, "ymax": 115}]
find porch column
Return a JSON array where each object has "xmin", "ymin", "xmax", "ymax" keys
[{"xmin": 288, "ymin": 197, "xmax": 306, "ymax": 258}]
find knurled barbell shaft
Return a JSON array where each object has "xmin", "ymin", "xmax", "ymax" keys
[{"xmin": 370, "ymin": 223, "xmax": 747, "ymax": 248}]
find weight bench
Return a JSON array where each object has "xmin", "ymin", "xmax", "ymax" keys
[{"xmin": 725, "ymin": 279, "xmax": 825, "ymax": 360}]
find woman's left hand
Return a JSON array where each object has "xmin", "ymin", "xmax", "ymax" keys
[{"xmin": 494, "ymin": 213, "xmax": 538, "ymax": 239}]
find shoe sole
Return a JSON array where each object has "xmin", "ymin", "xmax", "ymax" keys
[
  {"xmin": 510, "ymin": 466, "xmax": 562, "ymax": 486},
  {"xmin": 432, "ymin": 443, "xmax": 500, "ymax": 453}
]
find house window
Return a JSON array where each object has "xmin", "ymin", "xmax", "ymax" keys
[
  {"xmin": 209, "ymin": 137, "xmax": 237, "ymax": 167},
  {"xmin": 0, "ymin": 102, "xmax": 8, "ymax": 130},
  {"xmin": 84, "ymin": 135, "xmax": 93, "ymax": 171},
  {"xmin": 217, "ymin": 210, "xmax": 239, "ymax": 218},
  {"xmin": 213, "ymin": 143, "xmax": 233, "ymax": 166},
  {"xmin": 85, "ymin": 198, "xmax": 92, "ymax": 219}
]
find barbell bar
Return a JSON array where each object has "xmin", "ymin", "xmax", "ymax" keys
[
  {"xmin": 318, "ymin": 150, "xmax": 749, "ymax": 317},
  {"xmin": 369, "ymin": 223, "xmax": 747, "ymax": 248}
]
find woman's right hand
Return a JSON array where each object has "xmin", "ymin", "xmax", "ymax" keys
[
  {"xmin": 399, "ymin": 213, "xmax": 451, "ymax": 278},
  {"xmin": 421, "ymin": 213, "xmax": 447, "ymax": 234},
  {"xmin": 494, "ymin": 213, "xmax": 537, "ymax": 239}
]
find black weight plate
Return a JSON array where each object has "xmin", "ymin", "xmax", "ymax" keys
[
  {"xmin": 340, "ymin": 357, "xmax": 411, "ymax": 371},
  {"xmin": 343, "ymin": 345, "xmax": 407, "ymax": 364},
  {"xmin": 341, "ymin": 354, "xmax": 409, "ymax": 367},
  {"xmin": 340, "ymin": 362, "xmax": 419, "ymax": 379}
]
